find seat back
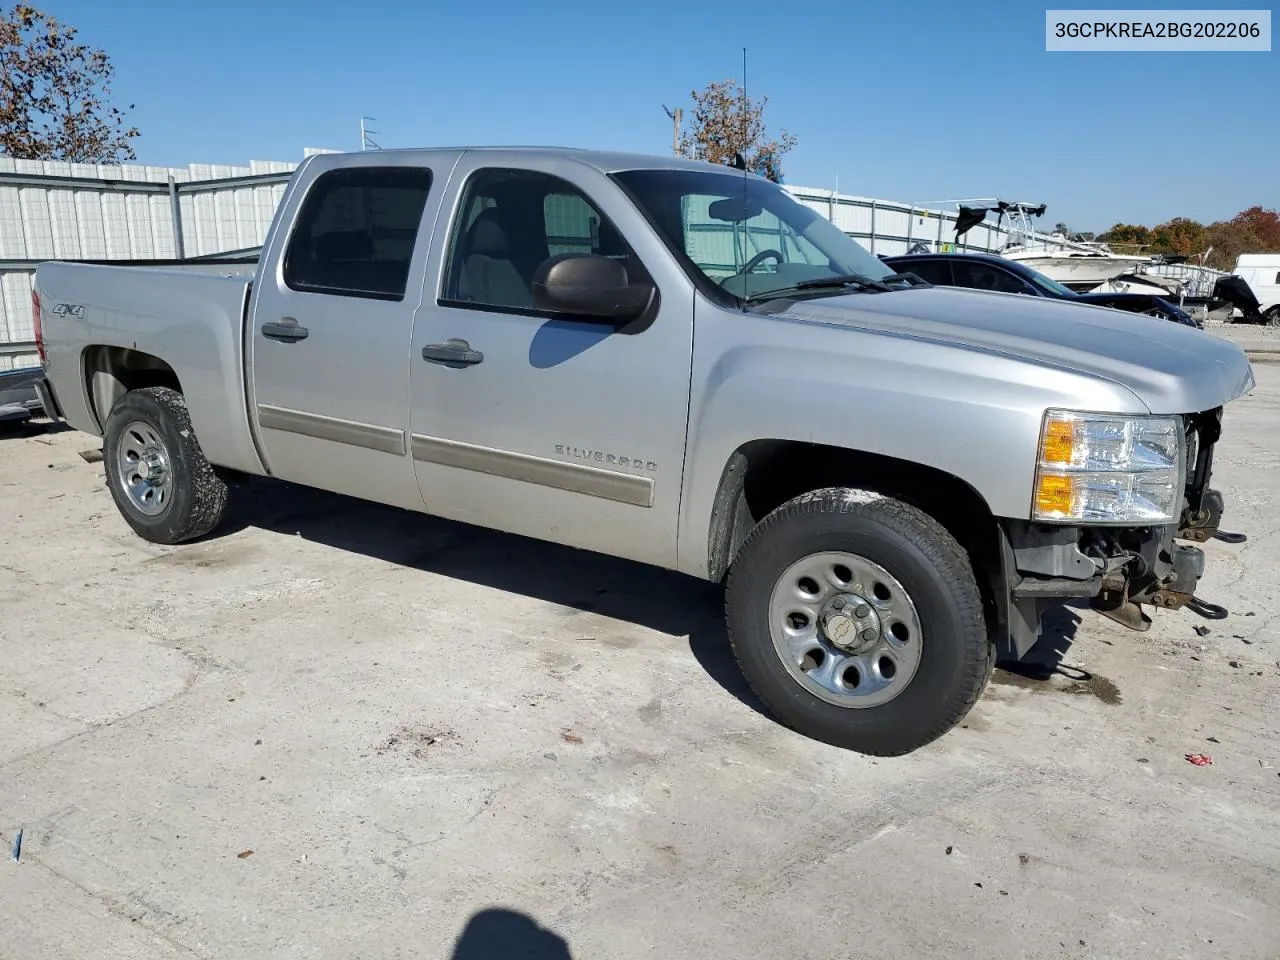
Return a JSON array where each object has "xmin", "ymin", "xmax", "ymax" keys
[{"xmin": 458, "ymin": 209, "xmax": 533, "ymax": 307}]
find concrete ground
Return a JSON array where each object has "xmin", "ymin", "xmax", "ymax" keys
[
  {"xmin": 1207, "ymin": 319, "xmax": 1280, "ymax": 359},
  {"xmin": 1, "ymin": 366, "xmax": 1278, "ymax": 960}
]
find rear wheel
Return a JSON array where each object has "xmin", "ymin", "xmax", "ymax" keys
[
  {"xmin": 102, "ymin": 387, "xmax": 228, "ymax": 544},
  {"xmin": 725, "ymin": 487, "xmax": 992, "ymax": 756},
  {"xmin": 1266, "ymin": 307, "xmax": 1280, "ymax": 327}
]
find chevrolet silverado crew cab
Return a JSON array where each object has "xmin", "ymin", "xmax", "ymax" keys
[{"xmin": 33, "ymin": 147, "xmax": 1255, "ymax": 756}]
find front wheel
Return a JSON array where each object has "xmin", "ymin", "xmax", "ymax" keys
[
  {"xmin": 1266, "ymin": 307, "xmax": 1280, "ymax": 328},
  {"xmin": 725, "ymin": 487, "xmax": 992, "ymax": 756},
  {"xmin": 102, "ymin": 387, "xmax": 229, "ymax": 544}
]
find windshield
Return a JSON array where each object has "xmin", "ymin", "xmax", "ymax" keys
[
  {"xmin": 611, "ymin": 168, "xmax": 895, "ymax": 301},
  {"xmin": 1024, "ymin": 267, "xmax": 1079, "ymax": 298}
]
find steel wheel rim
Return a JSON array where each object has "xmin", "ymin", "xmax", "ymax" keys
[
  {"xmin": 116, "ymin": 420, "xmax": 173, "ymax": 517},
  {"xmin": 767, "ymin": 551, "xmax": 923, "ymax": 708}
]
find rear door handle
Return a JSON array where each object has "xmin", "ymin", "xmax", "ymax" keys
[
  {"xmin": 262, "ymin": 318, "xmax": 309, "ymax": 342},
  {"xmin": 422, "ymin": 339, "xmax": 484, "ymax": 366}
]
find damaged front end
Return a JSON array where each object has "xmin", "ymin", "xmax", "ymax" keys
[{"xmin": 1000, "ymin": 407, "xmax": 1242, "ymax": 659}]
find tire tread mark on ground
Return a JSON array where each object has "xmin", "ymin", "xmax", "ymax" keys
[
  {"xmin": 549, "ymin": 755, "xmax": 1036, "ymax": 930},
  {"xmin": 726, "ymin": 760, "xmax": 1016, "ymax": 903}
]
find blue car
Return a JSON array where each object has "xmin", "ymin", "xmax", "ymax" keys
[{"xmin": 881, "ymin": 251, "xmax": 1201, "ymax": 328}]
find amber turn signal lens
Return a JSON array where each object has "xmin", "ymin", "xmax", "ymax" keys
[
  {"xmin": 1041, "ymin": 418, "xmax": 1075, "ymax": 465},
  {"xmin": 1035, "ymin": 473, "xmax": 1074, "ymax": 517}
]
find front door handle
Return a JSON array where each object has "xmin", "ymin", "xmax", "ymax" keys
[
  {"xmin": 422, "ymin": 339, "xmax": 484, "ymax": 367},
  {"xmin": 262, "ymin": 318, "xmax": 309, "ymax": 342}
]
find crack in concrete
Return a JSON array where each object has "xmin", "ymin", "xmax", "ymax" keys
[
  {"xmin": 8, "ymin": 852, "xmax": 208, "ymax": 959},
  {"xmin": 0, "ymin": 658, "xmax": 211, "ymax": 773},
  {"xmin": 1, "ymin": 684, "xmax": 96, "ymax": 727},
  {"xmin": 0, "ymin": 585, "xmax": 232, "ymax": 767}
]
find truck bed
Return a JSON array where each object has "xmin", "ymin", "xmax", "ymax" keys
[
  {"xmin": 35, "ymin": 260, "xmax": 265, "ymax": 475},
  {"xmin": 50, "ymin": 252, "xmax": 261, "ymax": 277}
]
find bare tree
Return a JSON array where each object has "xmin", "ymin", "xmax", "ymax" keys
[
  {"xmin": 676, "ymin": 78, "xmax": 797, "ymax": 182},
  {"xmin": 0, "ymin": 3, "xmax": 139, "ymax": 162}
]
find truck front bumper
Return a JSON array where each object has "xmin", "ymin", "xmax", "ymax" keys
[
  {"xmin": 1000, "ymin": 515, "xmax": 1226, "ymax": 658},
  {"xmin": 997, "ymin": 406, "xmax": 1239, "ymax": 659},
  {"xmin": 1000, "ymin": 501, "xmax": 1238, "ymax": 662}
]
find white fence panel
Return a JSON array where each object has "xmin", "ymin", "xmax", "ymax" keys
[{"xmin": 0, "ymin": 152, "xmax": 312, "ymax": 366}]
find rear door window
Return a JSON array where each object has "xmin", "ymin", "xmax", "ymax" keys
[
  {"xmin": 283, "ymin": 166, "xmax": 434, "ymax": 302},
  {"xmin": 951, "ymin": 260, "xmax": 1030, "ymax": 294},
  {"xmin": 896, "ymin": 259, "xmax": 953, "ymax": 285}
]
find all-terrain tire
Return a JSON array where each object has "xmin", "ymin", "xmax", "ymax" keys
[
  {"xmin": 725, "ymin": 487, "xmax": 992, "ymax": 756},
  {"xmin": 102, "ymin": 387, "xmax": 229, "ymax": 544}
]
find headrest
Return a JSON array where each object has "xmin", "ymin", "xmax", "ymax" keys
[
  {"xmin": 314, "ymin": 230, "xmax": 373, "ymax": 261},
  {"xmin": 467, "ymin": 209, "xmax": 511, "ymax": 258}
]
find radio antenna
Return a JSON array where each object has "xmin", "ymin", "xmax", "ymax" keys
[
  {"xmin": 739, "ymin": 46, "xmax": 750, "ymax": 292},
  {"xmin": 741, "ymin": 46, "xmax": 749, "ymax": 199}
]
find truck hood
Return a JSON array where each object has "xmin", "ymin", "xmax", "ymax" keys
[{"xmin": 766, "ymin": 286, "xmax": 1255, "ymax": 414}]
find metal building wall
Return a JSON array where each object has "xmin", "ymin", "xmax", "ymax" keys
[
  {"xmin": 0, "ymin": 155, "xmax": 302, "ymax": 371},
  {"xmin": 785, "ymin": 188, "xmax": 1015, "ymax": 257}
]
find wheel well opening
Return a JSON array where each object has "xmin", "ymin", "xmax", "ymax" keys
[
  {"xmin": 82, "ymin": 346, "xmax": 182, "ymax": 430},
  {"xmin": 708, "ymin": 440, "xmax": 1003, "ymax": 637}
]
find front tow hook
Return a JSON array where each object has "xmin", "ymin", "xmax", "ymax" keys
[{"xmin": 1185, "ymin": 597, "xmax": 1229, "ymax": 620}]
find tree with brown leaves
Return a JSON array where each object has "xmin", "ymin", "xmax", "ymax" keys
[
  {"xmin": 1101, "ymin": 206, "xmax": 1280, "ymax": 270},
  {"xmin": 676, "ymin": 78, "xmax": 797, "ymax": 182},
  {"xmin": 0, "ymin": 3, "xmax": 139, "ymax": 163}
]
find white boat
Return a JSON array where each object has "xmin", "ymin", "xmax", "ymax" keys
[
  {"xmin": 1084, "ymin": 272, "xmax": 1183, "ymax": 296},
  {"xmin": 937, "ymin": 198, "xmax": 1154, "ymax": 286},
  {"xmin": 1000, "ymin": 245, "xmax": 1154, "ymax": 285},
  {"xmin": 991, "ymin": 202, "xmax": 1153, "ymax": 285}
]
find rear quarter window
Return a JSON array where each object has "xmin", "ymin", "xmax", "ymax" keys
[{"xmin": 282, "ymin": 166, "xmax": 433, "ymax": 302}]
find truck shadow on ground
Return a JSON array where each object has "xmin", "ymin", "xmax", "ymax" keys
[
  {"xmin": 218, "ymin": 477, "xmax": 1094, "ymax": 715},
  {"xmin": 218, "ymin": 477, "xmax": 766, "ymax": 717},
  {"xmin": 990, "ymin": 604, "xmax": 1123, "ymax": 705},
  {"xmin": 0, "ymin": 417, "xmax": 73, "ymax": 439},
  {"xmin": 995, "ymin": 604, "xmax": 1083, "ymax": 678}
]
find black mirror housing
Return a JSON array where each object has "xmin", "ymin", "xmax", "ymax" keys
[
  {"xmin": 531, "ymin": 254, "xmax": 653, "ymax": 320},
  {"xmin": 708, "ymin": 196, "xmax": 763, "ymax": 223}
]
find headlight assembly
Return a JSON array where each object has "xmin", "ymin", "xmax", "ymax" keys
[{"xmin": 1033, "ymin": 409, "xmax": 1185, "ymax": 524}]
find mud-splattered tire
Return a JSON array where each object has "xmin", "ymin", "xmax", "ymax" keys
[
  {"xmin": 725, "ymin": 487, "xmax": 992, "ymax": 756},
  {"xmin": 102, "ymin": 387, "xmax": 228, "ymax": 544}
]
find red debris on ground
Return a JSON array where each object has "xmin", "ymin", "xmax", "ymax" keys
[{"xmin": 1185, "ymin": 753, "xmax": 1214, "ymax": 766}]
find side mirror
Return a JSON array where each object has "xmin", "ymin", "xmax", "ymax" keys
[{"xmin": 531, "ymin": 253, "xmax": 653, "ymax": 320}]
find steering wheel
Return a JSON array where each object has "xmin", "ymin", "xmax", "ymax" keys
[{"xmin": 728, "ymin": 249, "xmax": 784, "ymax": 279}]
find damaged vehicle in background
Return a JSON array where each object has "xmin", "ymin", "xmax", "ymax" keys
[
  {"xmin": 881, "ymin": 251, "xmax": 1203, "ymax": 327},
  {"xmin": 0, "ymin": 365, "xmax": 48, "ymax": 425},
  {"xmin": 31, "ymin": 146, "xmax": 1256, "ymax": 757}
]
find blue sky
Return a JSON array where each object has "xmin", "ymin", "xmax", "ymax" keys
[{"xmin": 50, "ymin": 0, "xmax": 1277, "ymax": 232}]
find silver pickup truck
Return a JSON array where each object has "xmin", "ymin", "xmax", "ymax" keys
[{"xmin": 33, "ymin": 147, "xmax": 1254, "ymax": 756}]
